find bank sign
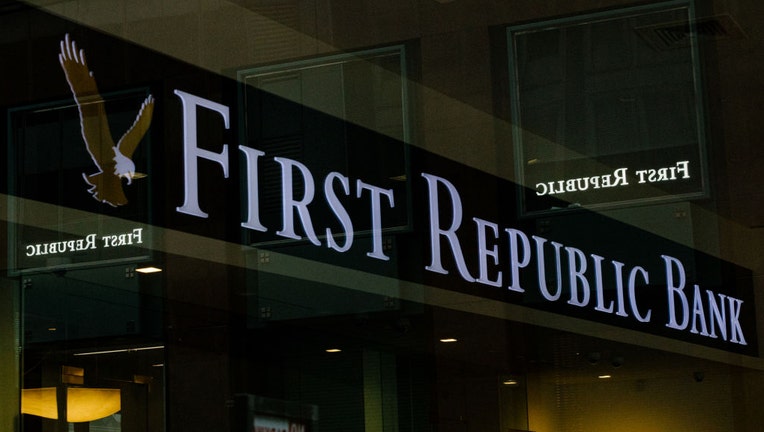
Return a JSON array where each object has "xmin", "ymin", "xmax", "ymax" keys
[
  {"xmin": 10, "ymin": 35, "xmax": 756, "ymax": 356},
  {"xmin": 173, "ymin": 89, "xmax": 753, "ymax": 355}
]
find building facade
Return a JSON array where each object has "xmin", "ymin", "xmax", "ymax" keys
[{"xmin": 2, "ymin": 0, "xmax": 764, "ymax": 431}]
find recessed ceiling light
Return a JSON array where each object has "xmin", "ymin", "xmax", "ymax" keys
[
  {"xmin": 598, "ymin": 375, "xmax": 612, "ymax": 379},
  {"xmin": 502, "ymin": 379, "xmax": 519, "ymax": 386},
  {"xmin": 439, "ymin": 338, "xmax": 458, "ymax": 343},
  {"xmin": 136, "ymin": 266, "xmax": 162, "ymax": 274},
  {"xmin": 326, "ymin": 348, "xmax": 342, "ymax": 353}
]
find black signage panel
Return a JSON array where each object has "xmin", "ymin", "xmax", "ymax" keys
[
  {"xmin": 2, "ymin": 21, "xmax": 755, "ymax": 356},
  {"xmin": 8, "ymin": 90, "xmax": 153, "ymax": 273}
]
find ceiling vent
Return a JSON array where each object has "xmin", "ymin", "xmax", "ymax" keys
[{"xmin": 635, "ymin": 14, "xmax": 744, "ymax": 50}]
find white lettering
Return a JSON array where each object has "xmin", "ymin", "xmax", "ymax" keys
[
  {"xmin": 24, "ymin": 233, "xmax": 104, "ymax": 257},
  {"xmin": 637, "ymin": 161, "xmax": 691, "ymax": 184},
  {"xmin": 535, "ymin": 182, "xmax": 548, "ymax": 196},
  {"xmin": 592, "ymin": 254, "xmax": 613, "ymax": 313},
  {"xmin": 628, "ymin": 266, "xmax": 652, "ymax": 323},
  {"xmin": 174, "ymin": 90, "xmax": 230, "ymax": 218},
  {"xmin": 84, "ymin": 234, "xmax": 96, "ymax": 250},
  {"xmin": 421, "ymin": 173, "xmax": 475, "ymax": 282},
  {"xmin": 612, "ymin": 261, "xmax": 628, "ymax": 317},
  {"xmin": 239, "ymin": 146, "xmax": 267, "ymax": 232},
  {"xmin": 566, "ymin": 247, "xmax": 589, "ymax": 307},
  {"xmin": 473, "ymin": 218, "xmax": 502, "ymax": 287},
  {"xmin": 612, "ymin": 167, "xmax": 628, "ymax": 186},
  {"xmin": 132, "ymin": 228, "xmax": 143, "ymax": 244},
  {"xmin": 707, "ymin": 291, "xmax": 728, "ymax": 340},
  {"xmin": 690, "ymin": 284, "xmax": 710, "ymax": 336},
  {"xmin": 357, "ymin": 180, "xmax": 394, "ymax": 261},
  {"xmin": 533, "ymin": 236, "xmax": 563, "ymax": 301},
  {"xmin": 535, "ymin": 167, "xmax": 629, "ymax": 196},
  {"xmin": 676, "ymin": 160, "xmax": 690, "ymax": 179},
  {"xmin": 505, "ymin": 229, "xmax": 530, "ymax": 293},
  {"xmin": 728, "ymin": 297, "xmax": 747, "ymax": 345},
  {"xmin": 324, "ymin": 172, "xmax": 353, "ymax": 253},
  {"xmin": 663, "ymin": 255, "xmax": 689, "ymax": 330},
  {"xmin": 274, "ymin": 157, "xmax": 320, "ymax": 246}
]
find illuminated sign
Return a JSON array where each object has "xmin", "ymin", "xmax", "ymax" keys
[
  {"xmin": 23, "ymin": 228, "xmax": 144, "ymax": 257},
  {"xmin": 534, "ymin": 161, "xmax": 690, "ymax": 197},
  {"xmin": 174, "ymin": 90, "xmax": 395, "ymax": 261},
  {"xmin": 421, "ymin": 173, "xmax": 747, "ymax": 346},
  {"xmin": 175, "ymin": 90, "xmax": 750, "ymax": 350},
  {"xmin": 23, "ymin": 35, "xmax": 751, "ymax": 353}
]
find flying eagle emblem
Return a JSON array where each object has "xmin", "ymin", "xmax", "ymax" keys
[{"xmin": 59, "ymin": 34, "xmax": 154, "ymax": 207}]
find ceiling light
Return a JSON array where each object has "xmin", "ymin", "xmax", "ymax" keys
[
  {"xmin": 598, "ymin": 375, "xmax": 612, "ymax": 379},
  {"xmin": 326, "ymin": 348, "xmax": 342, "ymax": 353},
  {"xmin": 136, "ymin": 266, "xmax": 162, "ymax": 274},
  {"xmin": 439, "ymin": 338, "xmax": 458, "ymax": 343}
]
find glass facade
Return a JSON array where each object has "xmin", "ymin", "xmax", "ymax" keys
[{"xmin": 2, "ymin": 0, "xmax": 764, "ymax": 431}]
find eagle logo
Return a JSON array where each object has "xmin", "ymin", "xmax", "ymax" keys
[{"xmin": 58, "ymin": 34, "xmax": 154, "ymax": 207}]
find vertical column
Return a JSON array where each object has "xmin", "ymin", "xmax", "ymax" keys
[
  {"xmin": 0, "ymin": 279, "xmax": 19, "ymax": 432},
  {"xmin": 363, "ymin": 350, "xmax": 399, "ymax": 432}
]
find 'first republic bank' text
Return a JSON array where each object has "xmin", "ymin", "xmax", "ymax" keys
[{"xmin": 174, "ymin": 90, "xmax": 747, "ymax": 348}]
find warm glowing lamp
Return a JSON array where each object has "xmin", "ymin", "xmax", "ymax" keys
[
  {"xmin": 67, "ymin": 388, "xmax": 121, "ymax": 422},
  {"xmin": 21, "ymin": 387, "xmax": 121, "ymax": 422},
  {"xmin": 21, "ymin": 388, "xmax": 58, "ymax": 420}
]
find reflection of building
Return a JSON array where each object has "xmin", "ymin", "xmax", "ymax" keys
[{"xmin": 2, "ymin": 0, "xmax": 764, "ymax": 431}]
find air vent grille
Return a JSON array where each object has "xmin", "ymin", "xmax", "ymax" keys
[{"xmin": 635, "ymin": 14, "xmax": 744, "ymax": 50}]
